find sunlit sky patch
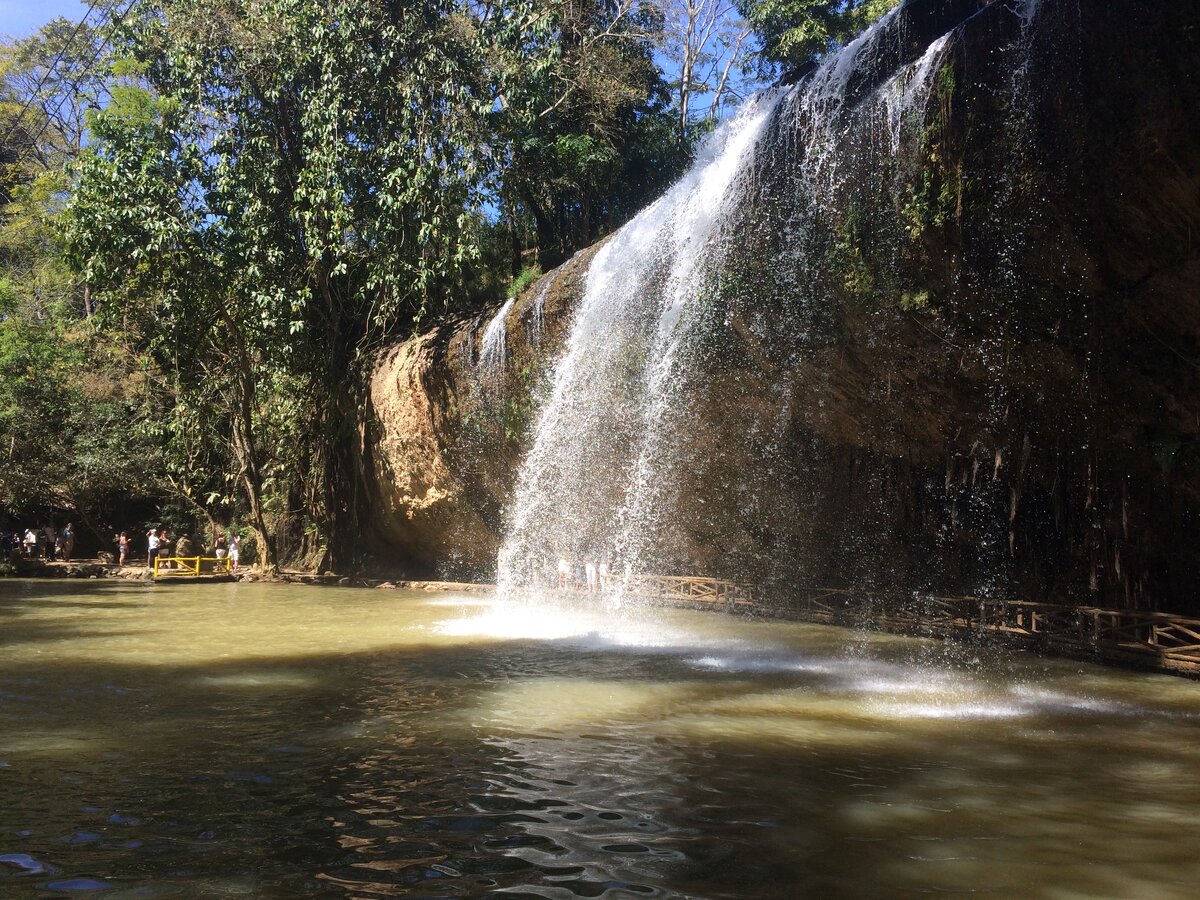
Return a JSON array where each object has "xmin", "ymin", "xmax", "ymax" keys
[{"xmin": 0, "ymin": 0, "xmax": 90, "ymax": 39}]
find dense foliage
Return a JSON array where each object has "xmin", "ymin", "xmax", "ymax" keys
[
  {"xmin": 1, "ymin": 10, "xmax": 163, "ymax": 546},
  {"xmin": 737, "ymin": 0, "xmax": 898, "ymax": 70}
]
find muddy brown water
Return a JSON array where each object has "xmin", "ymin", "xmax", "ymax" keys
[{"xmin": 2, "ymin": 579, "xmax": 1200, "ymax": 897}]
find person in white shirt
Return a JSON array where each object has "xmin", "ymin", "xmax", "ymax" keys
[{"xmin": 147, "ymin": 528, "xmax": 161, "ymax": 569}]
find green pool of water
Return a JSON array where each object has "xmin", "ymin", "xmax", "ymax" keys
[{"xmin": 2, "ymin": 578, "xmax": 1200, "ymax": 897}]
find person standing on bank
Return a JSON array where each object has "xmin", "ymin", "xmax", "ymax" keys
[
  {"xmin": 158, "ymin": 530, "xmax": 171, "ymax": 569},
  {"xmin": 147, "ymin": 528, "xmax": 161, "ymax": 569},
  {"xmin": 228, "ymin": 533, "xmax": 241, "ymax": 573},
  {"xmin": 60, "ymin": 523, "xmax": 75, "ymax": 562}
]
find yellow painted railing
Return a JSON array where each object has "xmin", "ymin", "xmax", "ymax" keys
[{"xmin": 152, "ymin": 556, "xmax": 232, "ymax": 577}]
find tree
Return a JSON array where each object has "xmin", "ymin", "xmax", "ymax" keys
[
  {"xmin": 66, "ymin": 0, "xmax": 510, "ymax": 570},
  {"xmin": 2, "ymin": 13, "xmax": 115, "ymax": 320},
  {"xmin": 1, "ymin": 12, "xmax": 116, "ymax": 169},
  {"xmin": 659, "ymin": 0, "xmax": 756, "ymax": 145},
  {"xmin": 1, "ymin": 16, "xmax": 161, "ymax": 539},
  {"xmin": 735, "ymin": 0, "xmax": 898, "ymax": 72},
  {"xmin": 486, "ymin": 0, "xmax": 692, "ymax": 267}
]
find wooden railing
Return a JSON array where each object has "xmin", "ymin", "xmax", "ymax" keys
[
  {"xmin": 153, "ymin": 556, "xmax": 232, "ymax": 577},
  {"xmin": 609, "ymin": 573, "xmax": 755, "ymax": 607},
  {"xmin": 781, "ymin": 588, "xmax": 1200, "ymax": 675},
  {"xmin": 556, "ymin": 573, "xmax": 754, "ymax": 607}
]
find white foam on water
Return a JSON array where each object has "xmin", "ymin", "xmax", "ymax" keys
[
  {"xmin": 687, "ymin": 654, "xmax": 839, "ymax": 675},
  {"xmin": 529, "ymin": 275, "xmax": 554, "ymax": 340},
  {"xmin": 882, "ymin": 33, "xmax": 952, "ymax": 156},
  {"xmin": 870, "ymin": 700, "xmax": 1027, "ymax": 720},
  {"xmin": 435, "ymin": 599, "xmax": 710, "ymax": 652},
  {"xmin": 421, "ymin": 596, "xmax": 496, "ymax": 608}
]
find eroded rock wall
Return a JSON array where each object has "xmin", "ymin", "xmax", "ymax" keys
[
  {"xmin": 368, "ymin": 247, "xmax": 599, "ymax": 577},
  {"xmin": 367, "ymin": 0, "xmax": 1200, "ymax": 611}
]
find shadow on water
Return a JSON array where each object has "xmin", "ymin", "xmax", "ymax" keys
[
  {"xmin": 0, "ymin": 578, "xmax": 153, "ymax": 599},
  {"xmin": 2, "ymin": 583, "xmax": 1200, "ymax": 897},
  {"xmin": 1, "ymin": 582, "xmax": 156, "ymax": 648}
]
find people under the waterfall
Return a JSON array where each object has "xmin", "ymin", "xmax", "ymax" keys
[
  {"xmin": 60, "ymin": 523, "xmax": 75, "ymax": 562},
  {"xmin": 556, "ymin": 556, "xmax": 570, "ymax": 589},
  {"xmin": 598, "ymin": 558, "xmax": 610, "ymax": 588},
  {"xmin": 585, "ymin": 558, "xmax": 598, "ymax": 592}
]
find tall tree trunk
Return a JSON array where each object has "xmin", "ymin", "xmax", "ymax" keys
[
  {"xmin": 507, "ymin": 197, "xmax": 523, "ymax": 277},
  {"xmin": 678, "ymin": 1, "xmax": 698, "ymax": 147},
  {"xmin": 230, "ymin": 358, "xmax": 275, "ymax": 573}
]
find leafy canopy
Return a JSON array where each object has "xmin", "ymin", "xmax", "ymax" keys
[{"xmin": 736, "ymin": 0, "xmax": 899, "ymax": 71}]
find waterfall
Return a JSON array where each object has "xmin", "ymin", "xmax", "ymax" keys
[
  {"xmin": 497, "ymin": 89, "xmax": 789, "ymax": 592},
  {"xmin": 529, "ymin": 276, "xmax": 554, "ymax": 343},
  {"xmin": 497, "ymin": 0, "xmax": 1046, "ymax": 598},
  {"xmin": 478, "ymin": 297, "xmax": 515, "ymax": 376},
  {"xmin": 883, "ymin": 34, "xmax": 951, "ymax": 156}
]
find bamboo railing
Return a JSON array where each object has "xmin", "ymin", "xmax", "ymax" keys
[
  {"xmin": 557, "ymin": 573, "xmax": 755, "ymax": 607},
  {"xmin": 781, "ymin": 587, "xmax": 1200, "ymax": 675},
  {"xmin": 609, "ymin": 573, "xmax": 755, "ymax": 607},
  {"xmin": 583, "ymin": 578, "xmax": 1200, "ymax": 674}
]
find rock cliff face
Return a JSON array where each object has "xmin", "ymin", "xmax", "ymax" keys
[
  {"xmin": 368, "ymin": 0, "xmax": 1200, "ymax": 612},
  {"xmin": 369, "ymin": 247, "xmax": 600, "ymax": 576}
]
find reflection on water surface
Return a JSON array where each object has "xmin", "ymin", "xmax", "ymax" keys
[{"xmin": 2, "ymin": 579, "xmax": 1200, "ymax": 897}]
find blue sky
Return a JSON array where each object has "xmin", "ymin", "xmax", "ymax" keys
[{"xmin": 0, "ymin": 0, "xmax": 89, "ymax": 39}]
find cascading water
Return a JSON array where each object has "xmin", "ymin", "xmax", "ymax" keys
[
  {"xmin": 497, "ymin": 90, "xmax": 790, "ymax": 591},
  {"xmin": 478, "ymin": 297, "xmax": 515, "ymax": 378},
  {"xmin": 528, "ymin": 277, "xmax": 553, "ymax": 342},
  {"xmin": 883, "ymin": 34, "xmax": 951, "ymax": 156},
  {"xmin": 498, "ymin": 0, "xmax": 1055, "ymax": 600}
]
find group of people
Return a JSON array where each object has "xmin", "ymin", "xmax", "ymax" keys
[
  {"xmin": 2, "ymin": 521, "xmax": 245, "ymax": 572},
  {"xmin": 553, "ymin": 555, "xmax": 613, "ymax": 592},
  {"xmin": 132, "ymin": 527, "xmax": 242, "ymax": 571},
  {"xmin": 1, "ymin": 523, "xmax": 76, "ymax": 562}
]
